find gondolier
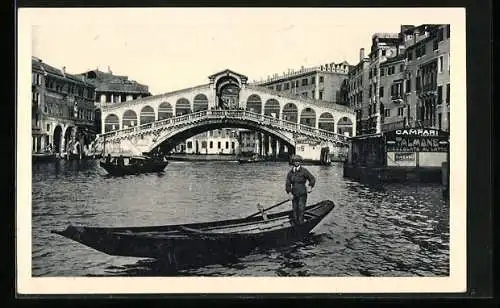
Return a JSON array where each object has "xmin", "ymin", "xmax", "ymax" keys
[{"xmin": 286, "ymin": 155, "xmax": 316, "ymax": 225}]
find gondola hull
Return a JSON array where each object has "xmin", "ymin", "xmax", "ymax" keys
[
  {"xmin": 99, "ymin": 160, "xmax": 168, "ymax": 176},
  {"xmin": 52, "ymin": 200, "xmax": 335, "ymax": 269}
]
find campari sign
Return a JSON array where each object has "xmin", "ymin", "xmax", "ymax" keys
[{"xmin": 385, "ymin": 128, "xmax": 449, "ymax": 152}]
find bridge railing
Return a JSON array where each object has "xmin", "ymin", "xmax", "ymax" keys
[{"xmin": 97, "ymin": 109, "xmax": 349, "ymax": 143}]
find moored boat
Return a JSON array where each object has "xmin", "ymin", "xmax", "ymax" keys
[
  {"xmin": 99, "ymin": 155, "xmax": 168, "ymax": 176},
  {"xmin": 52, "ymin": 200, "xmax": 335, "ymax": 269},
  {"xmin": 238, "ymin": 154, "xmax": 265, "ymax": 164}
]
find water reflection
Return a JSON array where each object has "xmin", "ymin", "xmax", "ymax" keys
[{"xmin": 31, "ymin": 160, "xmax": 449, "ymax": 277}]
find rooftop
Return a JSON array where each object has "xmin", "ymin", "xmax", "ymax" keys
[
  {"xmin": 32, "ymin": 57, "xmax": 95, "ymax": 87},
  {"xmin": 77, "ymin": 69, "xmax": 150, "ymax": 94}
]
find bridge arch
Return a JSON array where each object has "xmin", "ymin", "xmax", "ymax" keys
[
  {"xmin": 193, "ymin": 94, "xmax": 209, "ymax": 112},
  {"xmin": 175, "ymin": 98, "xmax": 191, "ymax": 115},
  {"xmin": 147, "ymin": 119, "xmax": 295, "ymax": 154},
  {"xmin": 140, "ymin": 105, "xmax": 155, "ymax": 125},
  {"xmin": 300, "ymin": 107, "xmax": 316, "ymax": 127},
  {"xmin": 104, "ymin": 114, "xmax": 120, "ymax": 132},
  {"xmin": 264, "ymin": 99, "xmax": 280, "ymax": 118},
  {"xmin": 122, "ymin": 109, "xmax": 138, "ymax": 128},
  {"xmin": 158, "ymin": 102, "xmax": 173, "ymax": 120},
  {"xmin": 282, "ymin": 103, "xmax": 298, "ymax": 123},
  {"xmin": 246, "ymin": 94, "xmax": 262, "ymax": 114},
  {"xmin": 318, "ymin": 112, "xmax": 335, "ymax": 132},
  {"xmin": 337, "ymin": 116, "xmax": 353, "ymax": 136}
]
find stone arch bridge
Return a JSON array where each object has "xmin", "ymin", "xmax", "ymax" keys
[{"xmin": 94, "ymin": 69, "xmax": 356, "ymax": 155}]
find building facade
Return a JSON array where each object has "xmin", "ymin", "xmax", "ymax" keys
[
  {"xmin": 76, "ymin": 68, "xmax": 151, "ymax": 133},
  {"xmin": 32, "ymin": 57, "xmax": 96, "ymax": 154},
  {"xmin": 183, "ymin": 129, "xmax": 240, "ymax": 155},
  {"xmin": 347, "ymin": 24, "xmax": 450, "ymax": 135},
  {"xmin": 251, "ymin": 61, "xmax": 351, "ymax": 105}
]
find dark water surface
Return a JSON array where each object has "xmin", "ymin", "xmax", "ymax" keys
[{"xmin": 32, "ymin": 159, "xmax": 449, "ymax": 277}]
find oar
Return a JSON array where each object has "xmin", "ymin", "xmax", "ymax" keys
[{"xmin": 246, "ymin": 198, "xmax": 290, "ymax": 219}]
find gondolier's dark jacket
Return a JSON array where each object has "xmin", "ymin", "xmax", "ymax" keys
[{"xmin": 286, "ymin": 166, "xmax": 316, "ymax": 196}]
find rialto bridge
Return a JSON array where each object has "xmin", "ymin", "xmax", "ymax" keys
[{"xmin": 94, "ymin": 70, "xmax": 356, "ymax": 156}]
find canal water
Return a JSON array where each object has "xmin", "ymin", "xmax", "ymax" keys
[{"xmin": 31, "ymin": 159, "xmax": 449, "ymax": 277}]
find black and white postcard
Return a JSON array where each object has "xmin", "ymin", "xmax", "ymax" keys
[{"xmin": 17, "ymin": 7, "xmax": 467, "ymax": 294}]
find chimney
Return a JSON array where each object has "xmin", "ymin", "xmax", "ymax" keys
[
  {"xmin": 359, "ymin": 48, "xmax": 365, "ymax": 61},
  {"xmin": 108, "ymin": 65, "xmax": 112, "ymax": 74},
  {"xmin": 62, "ymin": 66, "xmax": 66, "ymax": 75}
]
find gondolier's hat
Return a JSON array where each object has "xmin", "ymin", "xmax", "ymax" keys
[{"xmin": 291, "ymin": 155, "xmax": 303, "ymax": 163}]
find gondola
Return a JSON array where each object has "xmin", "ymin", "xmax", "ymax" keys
[
  {"xmin": 99, "ymin": 156, "xmax": 168, "ymax": 176},
  {"xmin": 51, "ymin": 200, "xmax": 335, "ymax": 269}
]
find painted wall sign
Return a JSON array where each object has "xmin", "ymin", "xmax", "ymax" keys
[
  {"xmin": 394, "ymin": 152, "xmax": 415, "ymax": 161},
  {"xmin": 385, "ymin": 128, "xmax": 449, "ymax": 152}
]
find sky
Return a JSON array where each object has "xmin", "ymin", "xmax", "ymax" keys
[{"xmin": 25, "ymin": 8, "xmax": 457, "ymax": 95}]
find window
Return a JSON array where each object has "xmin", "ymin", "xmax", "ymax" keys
[
  {"xmin": 438, "ymin": 56, "xmax": 444, "ymax": 73},
  {"xmin": 302, "ymin": 78, "xmax": 308, "ymax": 86},
  {"xmin": 311, "ymin": 77, "xmax": 315, "ymax": 84},
  {"xmin": 231, "ymin": 142, "xmax": 235, "ymax": 149},
  {"xmin": 291, "ymin": 81, "xmax": 295, "ymax": 88},
  {"xmin": 276, "ymin": 84, "xmax": 282, "ymax": 91},
  {"xmin": 187, "ymin": 141, "xmax": 192, "ymax": 149},
  {"xmin": 268, "ymin": 86, "xmax": 273, "ymax": 90},
  {"xmin": 217, "ymin": 141, "xmax": 221, "ymax": 149},
  {"xmin": 201, "ymin": 141, "xmax": 207, "ymax": 149},
  {"xmin": 398, "ymin": 107, "xmax": 404, "ymax": 116},
  {"xmin": 433, "ymin": 39, "xmax": 439, "ymax": 51},
  {"xmin": 369, "ymin": 85, "xmax": 372, "ymax": 98},
  {"xmin": 380, "ymin": 68, "xmax": 385, "ymax": 76},
  {"xmin": 319, "ymin": 76, "xmax": 324, "ymax": 83},
  {"xmin": 311, "ymin": 91, "xmax": 315, "ymax": 98},
  {"xmin": 209, "ymin": 141, "xmax": 213, "ymax": 149},
  {"xmin": 381, "ymin": 49, "xmax": 386, "ymax": 56},
  {"xmin": 384, "ymin": 109, "xmax": 390, "ymax": 117},
  {"xmin": 416, "ymin": 76, "xmax": 421, "ymax": 91},
  {"xmin": 225, "ymin": 141, "xmax": 229, "ymax": 149},
  {"xmin": 437, "ymin": 85, "xmax": 443, "ymax": 104},
  {"xmin": 400, "ymin": 64, "xmax": 404, "ymax": 72},
  {"xmin": 46, "ymin": 124, "xmax": 50, "ymax": 132},
  {"xmin": 319, "ymin": 91, "xmax": 323, "ymax": 100},
  {"xmin": 406, "ymin": 76, "xmax": 412, "ymax": 93},
  {"xmin": 296, "ymin": 80, "xmax": 299, "ymax": 87},
  {"xmin": 446, "ymin": 83, "xmax": 450, "ymax": 103},
  {"xmin": 284, "ymin": 82, "xmax": 290, "ymax": 90},
  {"xmin": 438, "ymin": 28, "xmax": 444, "ymax": 41},
  {"xmin": 302, "ymin": 92, "xmax": 308, "ymax": 98},
  {"xmin": 408, "ymin": 50, "xmax": 413, "ymax": 60},
  {"xmin": 379, "ymin": 87, "xmax": 384, "ymax": 97},
  {"xmin": 369, "ymin": 70, "xmax": 372, "ymax": 79}
]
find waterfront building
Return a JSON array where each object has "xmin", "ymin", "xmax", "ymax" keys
[
  {"xmin": 76, "ymin": 68, "xmax": 151, "ymax": 133},
  {"xmin": 183, "ymin": 128, "xmax": 240, "ymax": 155},
  {"xmin": 347, "ymin": 24, "xmax": 450, "ymax": 135},
  {"xmin": 251, "ymin": 61, "xmax": 351, "ymax": 105},
  {"xmin": 402, "ymin": 24, "xmax": 450, "ymax": 132},
  {"xmin": 32, "ymin": 57, "xmax": 96, "ymax": 155}
]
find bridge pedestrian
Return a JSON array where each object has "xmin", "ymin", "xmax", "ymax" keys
[{"xmin": 285, "ymin": 155, "xmax": 316, "ymax": 225}]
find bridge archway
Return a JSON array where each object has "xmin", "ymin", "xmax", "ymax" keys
[
  {"xmin": 318, "ymin": 112, "xmax": 335, "ymax": 131},
  {"xmin": 148, "ymin": 121, "xmax": 295, "ymax": 154},
  {"xmin": 264, "ymin": 99, "xmax": 280, "ymax": 118},
  {"xmin": 104, "ymin": 114, "xmax": 120, "ymax": 132},
  {"xmin": 282, "ymin": 103, "xmax": 298, "ymax": 123},
  {"xmin": 53, "ymin": 125, "xmax": 63, "ymax": 153},
  {"xmin": 193, "ymin": 94, "xmax": 209, "ymax": 112},
  {"xmin": 158, "ymin": 102, "xmax": 173, "ymax": 120},
  {"xmin": 337, "ymin": 116, "xmax": 353, "ymax": 136},
  {"xmin": 175, "ymin": 98, "xmax": 191, "ymax": 116},
  {"xmin": 246, "ymin": 94, "xmax": 262, "ymax": 114},
  {"xmin": 300, "ymin": 107, "xmax": 316, "ymax": 127},
  {"xmin": 122, "ymin": 109, "xmax": 138, "ymax": 128},
  {"xmin": 140, "ymin": 106, "xmax": 155, "ymax": 125}
]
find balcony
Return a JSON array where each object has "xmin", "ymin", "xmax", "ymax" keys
[{"xmin": 391, "ymin": 94, "xmax": 404, "ymax": 103}]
